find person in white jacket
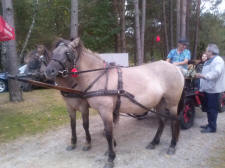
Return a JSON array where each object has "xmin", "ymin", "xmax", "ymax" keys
[{"xmin": 195, "ymin": 44, "xmax": 225, "ymax": 133}]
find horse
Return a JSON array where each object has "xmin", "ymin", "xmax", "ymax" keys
[
  {"xmin": 45, "ymin": 38, "xmax": 185, "ymax": 168},
  {"xmin": 25, "ymin": 44, "xmax": 91, "ymax": 151},
  {"xmin": 21, "ymin": 45, "xmax": 49, "ymax": 91}
]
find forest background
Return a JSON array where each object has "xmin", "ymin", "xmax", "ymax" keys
[{"xmin": 0, "ymin": 0, "xmax": 225, "ymax": 101}]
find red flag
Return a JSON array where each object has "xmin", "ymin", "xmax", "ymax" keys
[{"xmin": 0, "ymin": 16, "xmax": 15, "ymax": 41}]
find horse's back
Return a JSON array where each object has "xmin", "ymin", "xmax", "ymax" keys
[
  {"xmin": 121, "ymin": 60, "xmax": 184, "ymax": 108},
  {"xmin": 123, "ymin": 60, "xmax": 184, "ymax": 90}
]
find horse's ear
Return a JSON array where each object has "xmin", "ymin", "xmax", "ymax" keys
[{"xmin": 69, "ymin": 37, "xmax": 80, "ymax": 48}]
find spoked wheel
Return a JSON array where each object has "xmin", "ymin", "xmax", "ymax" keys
[
  {"xmin": 218, "ymin": 92, "xmax": 225, "ymax": 113},
  {"xmin": 0, "ymin": 79, "xmax": 7, "ymax": 93},
  {"xmin": 180, "ymin": 99, "xmax": 195, "ymax": 129}
]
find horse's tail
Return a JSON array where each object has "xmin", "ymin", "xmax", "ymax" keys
[
  {"xmin": 178, "ymin": 88, "xmax": 185, "ymax": 116},
  {"xmin": 176, "ymin": 88, "xmax": 185, "ymax": 141},
  {"xmin": 113, "ymin": 113, "xmax": 119, "ymax": 124}
]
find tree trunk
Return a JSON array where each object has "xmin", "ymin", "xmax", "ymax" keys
[
  {"xmin": 170, "ymin": 0, "xmax": 174, "ymax": 49},
  {"xmin": 176, "ymin": 0, "xmax": 181, "ymax": 42},
  {"xmin": 1, "ymin": 42, "xmax": 7, "ymax": 71},
  {"xmin": 193, "ymin": 0, "xmax": 201, "ymax": 59},
  {"xmin": 134, "ymin": 0, "xmax": 142, "ymax": 65},
  {"xmin": 163, "ymin": 0, "xmax": 169, "ymax": 54},
  {"xmin": 186, "ymin": 0, "xmax": 192, "ymax": 41},
  {"xmin": 70, "ymin": 0, "xmax": 78, "ymax": 39},
  {"xmin": 19, "ymin": 0, "xmax": 39, "ymax": 63},
  {"xmin": 181, "ymin": 0, "xmax": 187, "ymax": 39},
  {"xmin": 113, "ymin": 0, "xmax": 122, "ymax": 52},
  {"xmin": 141, "ymin": 0, "xmax": 146, "ymax": 61},
  {"xmin": 2, "ymin": 0, "xmax": 23, "ymax": 102},
  {"xmin": 120, "ymin": 0, "xmax": 126, "ymax": 53}
]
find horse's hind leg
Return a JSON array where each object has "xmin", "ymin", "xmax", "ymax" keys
[
  {"xmin": 81, "ymin": 105, "xmax": 91, "ymax": 151},
  {"xmin": 167, "ymin": 119, "xmax": 180, "ymax": 155},
  {"xmin": 146, "ymin": 117, "xmax": 166, "ymax": 150}
]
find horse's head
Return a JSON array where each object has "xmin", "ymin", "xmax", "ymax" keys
[
  {"xmin": 45, "ymin": 38, "xmax": 81, "ymax": 79},
  {"xmin": 25, "ymin": 45, "xmax": 50, "ymax": 78}
]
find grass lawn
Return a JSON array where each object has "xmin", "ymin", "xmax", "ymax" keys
[{"xmin": 0, "ymin": 89, "xmax": 95, "ymax": 143}]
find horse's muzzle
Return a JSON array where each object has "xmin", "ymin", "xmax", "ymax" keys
[{"xmin": 45, "ymin": 68, "xmax": 57, "ymax": 79}]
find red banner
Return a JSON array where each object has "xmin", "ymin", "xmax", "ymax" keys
[{"xmin": 0, "ymin": 16, "xmax": 15, "ymax": 41}]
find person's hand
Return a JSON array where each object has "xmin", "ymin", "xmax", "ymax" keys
[
  {"xmin": 195, "ymin": 73, "xmax": 205, "ymax": 79},
  {"xmin": 173, "ymin": 62, "xmax": 179, "ymax": 66}
]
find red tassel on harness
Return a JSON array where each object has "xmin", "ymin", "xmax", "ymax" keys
[{"xmin": 71, "ymin": 68, "xmax": 78, "ymax": 77}]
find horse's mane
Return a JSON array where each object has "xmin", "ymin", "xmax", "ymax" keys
[
  {"xmin": 24, "ymin": 50, "xmax": 38, "ymax": 64},
  {"xmin": 54, "ymin": 37, "xmax": 104, "ymax": 63}
]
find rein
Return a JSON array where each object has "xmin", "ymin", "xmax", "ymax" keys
[
  {"xmin": 58, "ymin": 65, "xmax": 124, "ymax": 78},
  {"xmin": 7, "ymin": 73, "xmax": 83, "ymax": 96}
]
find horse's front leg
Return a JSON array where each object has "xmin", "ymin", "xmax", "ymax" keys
[
  {"xmin": 167, "ymin": 119, "xmax": 180, "ymax": 155},
  {"xmin": 101, "ymin": 113, "xmax": 116, "ymax": 168},
  {"xmin": 66, "ymin": 108, "xmax": 77, "ymax": 151},
  {"xmin": 80, "ymin": 104, "xmax": 91, "ymax": 151}
]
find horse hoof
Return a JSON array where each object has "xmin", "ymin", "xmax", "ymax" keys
[
  {"xmin": 103, "ymin": 162, "xmax": 114, "ymax": 168},
  {"xmin": 66, "ymin": 144, "xmax": 76, "ymax": 151},
  {"xmin": 167, "ymin": 147, "xmax": 176, "ymax": 155},
  {"xmin": 82, "ymin": 144, "xmax": 91, "ymax": 151},
  {"xmin": 146, "ymin": 143, "xmax": 155, "ymax": 150}
]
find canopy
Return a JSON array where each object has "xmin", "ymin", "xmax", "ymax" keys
[{"xmin": 0, "ymin": 16, "xmax": 15, "ymax": 41}]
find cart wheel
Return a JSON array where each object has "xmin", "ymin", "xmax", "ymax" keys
[
  {"xmin": 180, "ymin": 99, "xmax": 195, "ymax": 129},
  {"xmin": 218, "ymin": 92, "xmax": 225, "ymax": 113}
]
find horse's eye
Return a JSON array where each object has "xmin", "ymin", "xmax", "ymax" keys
[
  {"xmin": 65, "ymin": 52, "xmax": 70, "ymax": 56},
  {"xmin": 65, "ymin": 51, "xmax": 74, "ymax": 61}
]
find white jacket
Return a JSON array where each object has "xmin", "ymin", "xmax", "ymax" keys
[{"xmin": 200, "ymin": 56, "xmax": 225, "ymax": 93}]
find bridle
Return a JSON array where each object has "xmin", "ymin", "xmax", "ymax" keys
[{"xmin": 50, "ymin": 42, "xmax": 79, "ymax": 77}]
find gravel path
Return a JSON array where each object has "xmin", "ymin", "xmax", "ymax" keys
[{"xmin": 1, "ymin": 108, "xmax": 225, "ymax": 168}]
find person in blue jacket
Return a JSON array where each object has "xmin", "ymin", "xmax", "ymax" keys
[{"xmin": 166, "ymin": 39, "xmax": 191, "ymax": 75}]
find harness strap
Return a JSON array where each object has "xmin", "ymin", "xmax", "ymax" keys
[
  {"xmin": 84, "ymin": 69, "xmax": 108, "ymax": 92},
  {"xmin": 105, "ymin": 69, "xmax": 109, "ymax": 90},
  {"xmin": 60, "ymin": 83, "xmax": 78, "ymax": 98},
  {"xmin": 113, "ymin": 67, "xmax": 122, "ymax": 122},
  {"xmin": 61, "ymin": 91, "xmax": 82, "ymax": 98},
  {"xmin": 51, "ymin": 58, "xmax": 66, "ymax": 70},
  {"xmin": 83, "ymin": 89, "xmax": 177, "ymax": 120}
]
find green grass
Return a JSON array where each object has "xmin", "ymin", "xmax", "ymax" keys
[{"xmin": 0, "ymin": 89, "xmax": 96, "ymax": 143}]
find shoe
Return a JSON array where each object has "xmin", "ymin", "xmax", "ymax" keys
[
  {"xmin": 201, "ymin": 127, "xmax": 216, "ymax": 133},
  {"xmin": 200, "ymin": 124, "xmax": 208, "ymax": 129}
]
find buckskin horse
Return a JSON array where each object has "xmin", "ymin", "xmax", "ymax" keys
[
  {"xmin": 45, "ymin": 38, "xmax": 185, "ymax": 168},
  {"xmin": 26, "ymin": 45, "xmax": 91, "ymax": 151}
]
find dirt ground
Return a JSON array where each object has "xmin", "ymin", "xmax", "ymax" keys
[{"xmin": 1, "ymin": 108, "xmax": 225, "ymax": 168}]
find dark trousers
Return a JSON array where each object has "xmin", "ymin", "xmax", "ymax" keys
[{"xmin": 205, "ymin": 92, "xmax": 219, "ymax": 131}]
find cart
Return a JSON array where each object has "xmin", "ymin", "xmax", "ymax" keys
[{"xmin": 180, "ymin": 77, "xmax": 225, "ymax": 129}]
